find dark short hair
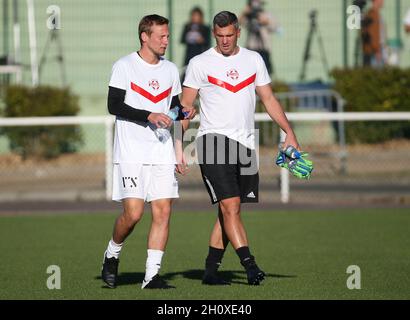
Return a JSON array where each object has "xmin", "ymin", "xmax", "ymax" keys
[
  {"xmin": 191, "ymin": 6, "xmax": 204, "ymax": 17},
  {"xmin": 213, "ymin": 11, "xmax": 239, "ymax": 29},
  {"xmin": 138, "ymin": 14, "xmax": 169, "ymax": 44}
]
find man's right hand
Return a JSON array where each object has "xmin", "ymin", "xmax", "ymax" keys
[
  {"xmin": 284, "ymin": 133, "xmax": 301, "ymax": 151},
  {"xmin": 147, "ymin": 113, "xmax": 172, "ymax": 128},
  {"xmin": 181, "ymin": 107, "xmax": 196, "ymax": 120}
]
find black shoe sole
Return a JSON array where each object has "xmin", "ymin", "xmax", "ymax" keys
[
  {"xmin": 248, "ymin": 272, "xmax": 265, "ymax": 285},
  {"xmin": 102, "ymin": 276, "xmax": 117, "ymax": 289},
  {"xmin": 102, "ymin": 281, "xmax": 116, "ymax": 288},
  {"xmin": 144, "ymin": 284, "xmax": 176, "ymax": 289},
  {"xmin": 143, "ymin": 280, "xmax": 175, "ymax": 289},
  {"xmin": 102, "ymin": 270, "xmax": 117, "ymax": 288}
]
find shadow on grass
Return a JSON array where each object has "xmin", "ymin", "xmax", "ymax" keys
[{"xmin": 96, "ymin": 269, "xmax": 296, "ymax": 287}]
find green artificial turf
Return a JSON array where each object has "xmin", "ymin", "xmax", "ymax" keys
[{"xmin": 0, "ymin": 208, "xmax": 409, "ymax": 300}]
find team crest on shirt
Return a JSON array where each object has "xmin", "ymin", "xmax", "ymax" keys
[
  {"xmin": 149, "ymin": 79, "xmax": 160, "ymax": 90},
  {"xmin": 226, "ymin": 69, "xmax": 239, "ymax": 80}
]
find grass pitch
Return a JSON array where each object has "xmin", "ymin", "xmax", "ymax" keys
[{"xmin": 0, "ymin": 208, "xmax": 409, "ymax": 300}]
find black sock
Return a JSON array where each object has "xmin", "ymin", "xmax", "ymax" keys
[
  {"xmin": 236, "ymin": 246, "xmax": 255, "ymax": 270},
  {"xmin": 205, "ymin": 246, "xmax": 225, "ymax": 274}
]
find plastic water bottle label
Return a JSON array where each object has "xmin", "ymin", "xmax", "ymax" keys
[
  {"xmin": 154, "ymin": 107, "xmax": 179, "ymax": 143},
  {"xmin": 168, "ymin": 107, "xmax": 179, "ymax": 121},
  {"xmin": 284, "ymin": 146, "xmax": 301, "ymax": 159},
  {"xmin": 155, "ymin": 128, "xmax": 171, "ymax": 142}
]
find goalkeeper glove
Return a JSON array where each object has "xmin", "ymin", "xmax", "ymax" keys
[{"xmin": 275, "ymin": 145, "xmax": 314, "ymax": 180}]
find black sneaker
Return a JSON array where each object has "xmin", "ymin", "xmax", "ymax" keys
[
  {"xmin": 242, "ymin": 257, "xmax": 265, "ymax": 285},
  {"xmin": 246, "ymin": 263, "xmax": 265, "ymax": 285},
  {"xmin": 142, "ymin": 274, "xmax": 175, "ymax": 289},
  {"xmin": 101, "ymin": 253, "xmax": 119, "ymax": 288},
  {"xmin": 202, "ymin": 271, "xmax": 231, "ymax": 286}
]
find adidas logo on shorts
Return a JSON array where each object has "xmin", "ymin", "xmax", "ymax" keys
[{"xmin": 247, "ymin": 191, "xmax": 256, "ymax": 198}]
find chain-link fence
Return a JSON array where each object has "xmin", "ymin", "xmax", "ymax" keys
[
  {"xmin": 0, "ymin": 117, "xmax": 110, "ymax": 202},
  {"xmin": 1, "ymin": 1, "xmax": 410, "ymax": 206},
  {"xmin": 266, "ymin": 115, "xmax": 410, "ymax": 205},
  {"xmin": 1, "ymin": 113, "xmax": 409, "ymax": 205}
]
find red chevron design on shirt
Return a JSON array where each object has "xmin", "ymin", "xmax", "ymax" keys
[
  {"xmin": 131, "ymin": 82, "xmax": 172, "ymax": 103},
  {"xmin": 207, "ymin": 74, "xmax": 256, "ymax": 93}
]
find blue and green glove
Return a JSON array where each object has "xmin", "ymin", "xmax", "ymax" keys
[{"xmin": 275, "ymin": 145, "xmax": 314, "ymax": 180}]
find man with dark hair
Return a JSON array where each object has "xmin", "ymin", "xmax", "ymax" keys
[
  {"xmin": 180, "ymin": 7, "xmax": 211, "ymax": 67},
  {"xmin": 101, "ymin": 14, "xmax": 194, "ymax": 290},
  {"xmin": 181, "ymin": 11, "xmax": 300, "ymax": 286}
]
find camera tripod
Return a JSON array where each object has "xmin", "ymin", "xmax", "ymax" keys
[
  {"xmin": 299, "ymin": 10, "xmax": 329, "ymax": 81},
  {"xmin": 38, "ymin": 27, "xmax": 67, "ymax": 86}
]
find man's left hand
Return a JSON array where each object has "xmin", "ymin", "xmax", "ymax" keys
[{"xmin": 175, "ymin": 151, "xmax": 189, "ymax": 175}]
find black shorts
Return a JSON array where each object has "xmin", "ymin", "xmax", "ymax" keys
[{"xmin": 197, "ymin": 134, "xmax": 259, "ymax": 204}]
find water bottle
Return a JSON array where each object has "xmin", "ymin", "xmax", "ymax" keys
[
  {"xmin": 154, "ymin": 107, "xmax": 180, "ymax": 143},
  {"xmin": 283, "ymin": 145, "xmax": 301, "ymax": 159}
]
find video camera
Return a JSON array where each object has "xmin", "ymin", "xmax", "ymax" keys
[
  {"xmin": 352, "ymin": 0, "xmax": 367, "ymax": 10},
  {"xmin": 352, "ymin": 0, "xmax": 371, "ymax": 33},
  {"xmin": 246, "ymin": 0, "xmax": 265, "ymax": 34},
  {"xmin": 309, "ymin": 9, "xmax": 317, "ymax": 20}
]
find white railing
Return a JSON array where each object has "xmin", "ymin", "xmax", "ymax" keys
[
  {"xmin": 0, "ymin": 115, "xmax": 115, "ymax": 201},
  {"xmin": 1, "ymin": 111, "xmax": 410, "ymax": 202},
  {"xmin": 255, "ymin": 112, "xmax": 410, "ymax": 203}
]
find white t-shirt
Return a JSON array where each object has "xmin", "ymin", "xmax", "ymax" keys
[
  {"xmin": 183, "ymin": 46, "xmax": 271, "ymax": 149},
  {"xmin": 109, "ymin": 52, "xmax": 181, "ymax": 164}
]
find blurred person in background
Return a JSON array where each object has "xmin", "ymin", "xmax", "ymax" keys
[
  {"xmin": 361, "ymin": 0, "xmax": 387, "ymax": 67},
  {"xmin": 180, "ymin": 7, "xmax": 211, "ymax": 67},
  {"xmin": 239, "ymin": 0, "xmax": 282, "ymax": 75},
  {"xmin": 404, "ymin": 7, "xmax": 410, "ymax": 34}
]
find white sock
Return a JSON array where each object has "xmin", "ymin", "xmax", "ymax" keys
[
  {"xmin": 144, "ymin": 249, "xmax": 164, "ymax": 283},
  {"xmin": 105, "ymin": 239, "xmax": 123, "ymax": 259}
]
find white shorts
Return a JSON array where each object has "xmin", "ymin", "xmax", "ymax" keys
[{"xmin": 112, "ymin": 163, "xmax": 179, "ymax": 202}]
